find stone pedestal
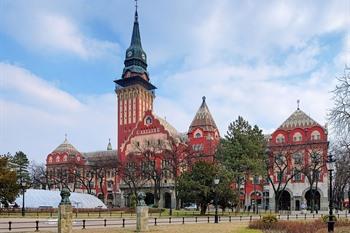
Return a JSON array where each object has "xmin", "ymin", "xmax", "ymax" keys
[
  {"xmin": 58, "ymin": 204, "xmax": 72, "ymax": 233},
  {"xmin": 58, "ymin": 188, "xmax": 73, "ymax": 233},
  {"xmin": 136, "ymin": 206, "xmax": 149, "ymax": 232}
]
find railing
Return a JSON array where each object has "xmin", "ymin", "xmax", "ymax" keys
[{"xmin": 0, "ymin": 213, "xmax": 348, "ymax": 232}]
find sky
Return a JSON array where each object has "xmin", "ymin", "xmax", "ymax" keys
[{"xmin": 0, "ymin": 0, "xmax": 349, "ymax": 163}]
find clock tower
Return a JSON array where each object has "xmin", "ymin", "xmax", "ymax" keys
[{"xmin": 114, "ymin": 7, "xmax": 156, "ymax": 161}]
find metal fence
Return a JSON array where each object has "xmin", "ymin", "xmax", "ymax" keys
[{"xmin": 0, "ymin": 213, "xmax": 349, "ymax": 232}]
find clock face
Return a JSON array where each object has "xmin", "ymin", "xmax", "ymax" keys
[
  {"xmin": 141, "ymin": 53, "xmax": 146, "ymax": 60},
  {"xmin": 127, "ymin": 51, "xmax": 132, "ymax": 57}
]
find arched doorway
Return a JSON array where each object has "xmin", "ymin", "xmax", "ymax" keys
[
  {"xmin": 305, "ymin": 189, "xmax": 321, "ymax": 210},
  {"xmin": 164, "ymin": 192, "xmax": 171, "ymax": 208},
  {"xmin": 145, "ymin": 193, "xmax": 154, "ymax": 206},
  {"xmin": 278, "ymin": 190, "xmax": 291, "ymax": 210},
  {"xmin": 250, "ymin": 191, "xmax": 262, "ymax": 211}
]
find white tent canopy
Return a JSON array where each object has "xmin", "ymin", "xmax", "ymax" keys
[{"xmin": 15, "ymin": 189, "xmax": 107, "ymax": 209}]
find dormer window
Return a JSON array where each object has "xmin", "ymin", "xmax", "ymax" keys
[
  {"xmin": 194, "ymin": 129, "xmax": 203, "ymax": 138},
  {"xmin": 56, "ymin": 156, "xmax": 60, "ymax": 162},
  {"xmin": 145, "ymin": 116, "xmax": 152, "ymax": 125},
  {"xmin": 48, "ymin": 156, "xmax": 52, "ymax": 163},
  {"xmin": 311, "ymin": 130, "xmax": 321, "ymax": 141},
  {"xmin": 293, "ymin": 132, "xmax": 302, "ymax": 142},
  {"xmin": 276, "ymin": 134, "xmax": 285, "ymax": 143},
  {"xmin": 63, "ymin": 155, "xmax": 68, "ymax": 161}
]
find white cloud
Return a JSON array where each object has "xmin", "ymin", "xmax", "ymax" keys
[
  {"xmin": 0, "ymin": 5, "xmax": 119, "ymax": 59},
  {"xmin": 0, "ymin": 63, "xmax": 116, "ymax": 161}
]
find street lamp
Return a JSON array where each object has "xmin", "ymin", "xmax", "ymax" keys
[
  {"xmin": 214, "ymin": 177, "xmax": 220, "ymax": 223},
  {"xmin": 327, "ymin": 153, "xmax": 336, "ymax": 233},
  {"xmin": 21, "ymin": 181, "xmax": 26, "ymax": 217},
  {"xmin": 169, "ymin": 189, "xmax": 173, "ymax": 216}
]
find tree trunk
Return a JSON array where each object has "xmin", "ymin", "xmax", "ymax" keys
[{"xmin": 200, "ymin": 203, "xmax": 207, "ymax": 215}]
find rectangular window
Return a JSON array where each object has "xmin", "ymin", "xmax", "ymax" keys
[
  {"xmin": 294, "ymin": 169, "xmax": 301, "ymax": 181},
  {"xmin": 253, "ymin": 176, "xmax": 260, "ymax": 184},
  {"xmin": 277, "ymin": 172, "xmax": 283, "ymax": 182}
]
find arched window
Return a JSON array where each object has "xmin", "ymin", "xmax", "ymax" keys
[
  {"xmin": 56, "ymin": 156, "xmax": 60, "ymax": 162},
  {"xmin": 63, "ymin": 155, "xmax": 68, "ymax": 161},
  {"xmin": 145, "ymin": 116, "xmax": 152, "ymax": 125},
  {"xmin": 48, "ymin": 156, "xmax": 52, "ymax": 163},
  {"xmin": 293, "ymin": 132, "xmax": 302, "ymax": 142},
  {"xmin": 194, "ymin": 129, "xmax": 202, "ymax": 138},
  {"xmin": 311, "ymin": 130, "xmax": 321, "ymax": 140},
  {"xmin": 276, "ymin": 134, "xmax": 285, "ymax": 143}
]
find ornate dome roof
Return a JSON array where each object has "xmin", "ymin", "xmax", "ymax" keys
[
  {"xmin": 189, "ymin": 96, "xmax": 218, "ymax": 132},
  {"xmin": 278, "ymin": 108, "xmax": 321, "ymax": 130},
  {"xmin": 52, "ymin": 136, "xmax": 79, "ymax": 154}
]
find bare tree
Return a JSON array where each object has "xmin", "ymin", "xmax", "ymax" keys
[
  {"xmin": 266, "ymin": 144, "xmax": 302, "ymax": 212},
  {"xmin": 163, "ymin": 137, "xmax": 195, "ymax": 209},
  {"xmin": 301, "ymin": 142, "xmax": 327, "ymax": 213},
  {"xmin": 329, "ymin": 67, "xmax": 350, "ymax": 135},
  {"xmin": 29, "ymin": 162, "xmax": 51, "ymax": 190},
  {"xmin": 133, "ymin": 139, "xmax": 164, "ymax": 207}
]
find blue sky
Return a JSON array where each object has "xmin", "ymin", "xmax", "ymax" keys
[{"xmin": 0, "ymin": 0, "xmax": 349, "ymax": 162}]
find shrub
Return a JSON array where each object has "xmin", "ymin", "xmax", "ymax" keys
[
  {"xmin": 321, "ymin": 214, "xmax": 337, "ymax": 223},
  {"xmin": 262, "ymin": 214, "xmax": 278, "ymax": 224}
]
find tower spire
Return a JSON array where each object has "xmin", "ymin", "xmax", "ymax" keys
[{"xmin": 122, "ymin": 0, "xmax": 148, "ymax": 78}]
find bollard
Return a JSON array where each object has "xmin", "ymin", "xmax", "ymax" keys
[
  {"xmin": 208, "ymin": 216, "xmax": 210, "ymax": 223},
  {"xmin": 287, "ymin": 215, "xmax": 289, "ymax": 220},
  {"xmin": 82, "ymin": 220, "xmax": 86, "ymax": 229},
  {"xmin": 304, "ymin": 214, "xmax": 306, "ymax": 220},
  {"xmin": 182, "ymin": 217, "xmax": 185, "ymax": 224},
  {"xmin": 250, "ymin": 216, "xmax": 252, "ymax": 221},
  {"xmin": 240, "ymin": 216, "xmax": 242, "ymax": 221},
  {"xmin": 8, "ymin": 221, "xmax": 11, "ymax": 231},
  {"xmin": 296, "ymin": 214, "xmax": 298, "ymax": 219},
  {"xmin": 195, "ymin": 217, "xmax": 198, "ymax": 223},
  {"xmin": 35, "ymin": 220, "xmax": 39, "ymax": 231},
  {"xmin": 104, "ymin": 219, "xmax": 107, "ymax": 227},
  {"xmin": 229, "ymin": 216, "xmax": 231, "ymax": 222},
  {"xmin": 122, "ymin": 218, "xmax": 125, "ymax": 228},
  {"xmin": 169, "ymin": 217, "xmax": 171, "ymax": 224},
  {"xmin": 99, "ymin": 211, "xmax": 101, "ymax": 218},
  {"xmin": 154, "ymin": 218, "xmax": 157, "ymax": 226}
]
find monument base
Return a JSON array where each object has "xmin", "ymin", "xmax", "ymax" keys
[
  {"xmin": 136, "ymin": 206, "xmax": 149, "ymax": 232},
  {"xmin": 58, "ymin": 204, "xmax": 73, "ymax": 233}
]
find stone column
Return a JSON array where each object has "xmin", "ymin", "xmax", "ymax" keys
[
  {"xmin": 58, "ymin": 188, "xmax": 73, "ymax": 233},
  {"xmin": 136, "ymin": 192, "xmax": 149, "ymax": 232}
]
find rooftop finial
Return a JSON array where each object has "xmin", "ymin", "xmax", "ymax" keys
[
  {"xmin": 202, "ymin": 96, "xmax": 206, "ymax": 103},
  {"xmin": 297, "ymin": 99, "xmax": 300, "ymax": 110},
  {"xmin": 65, "ymin": 133, "xmax": 67, "ymax": 141},
  {"xmin": 134, "ymin": 0, "xmax": 138, "ymax": 21}
]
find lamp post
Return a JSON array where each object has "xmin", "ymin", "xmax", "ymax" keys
[
  {"xmin": 214, "ymin": 177, "xmax": 220, "ymax": 223},
  {"xmin": 169, "ymin": 189, "xmax": 173, "ymax": 216},
  {"xmin": 327, "ymin": 153, "xmax": 336, "ymax": 233},
  {"xmin": 21, "ymin": 181, "xmax": 26, "ymax": 217}
]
